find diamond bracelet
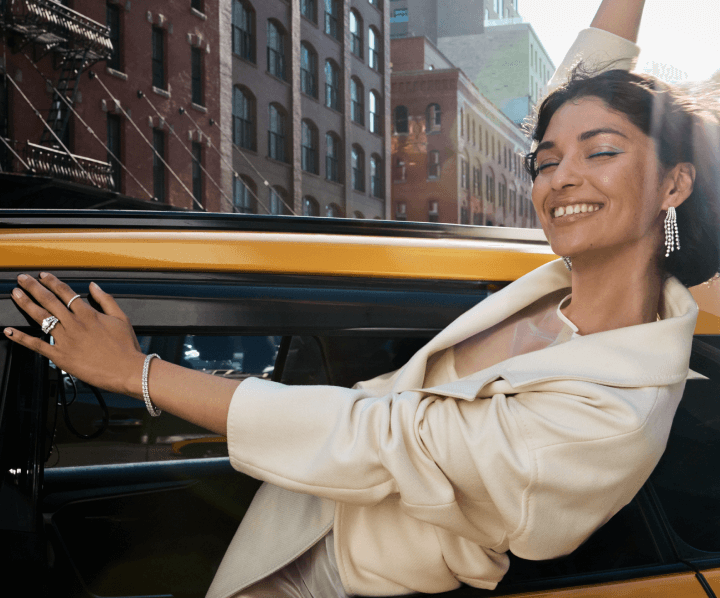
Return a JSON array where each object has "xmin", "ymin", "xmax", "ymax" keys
[{"xmin": 143, "ymin": 353, "xmax": 162, "ymax": 417}]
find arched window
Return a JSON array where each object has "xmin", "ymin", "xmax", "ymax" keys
[
  {"xmin": 349, "ymin": 10, "xmax": 363, "ymax": 58},
  {"xmin": 370, "ymin": 153, "xmax": 382, "ymax": 198},
  {"xmin": 326, "ymin": 203, "xmax": 342, "ymax": 217},
  {"xmin": 499, "ymin": 175, "xmax": 508, "ymax": 213},
  {"xmin": 232, "ymin": 86, "xmax": 255, "ymax": 150},
  {"xmin": 473, "ymin": 161, "xmax": 482, "ymax": 196},
  {"xmin": 233, "ymin": 175, "xmax": 256, "ymax": 214},
  {"xmin": 301, "ymin": 119, "xmax": 318, "ymax": 174},
  {"xmin": 426, "ymin": 103, "xmax": 441, "ymax": 132},
  {"xmin": 325, "ymin": 132, "xmax": 341, "ymax": 182},
  {"xmin": 267, "ymin": 20, "xmax": 286, "ymax": 80},
  {"xmin": 428, "ymin": 150, "xmax": 440, "ymax": 179},
  {"xmin": 324, "ymin": 0, "xmax": 341, "ymax": 40},
  {"xmin": 369, "ymin": 90, "xmax": 381, "ymax": 134},
  {"xmin": 394, "ymin": 105, "xmax": 408, "ymax": 134},
  {"xmin": 393, "ymin": 156, "xmax": 406, "ymax": 182},
  {"xmin": 232, "ymin": 0, "xmax": 254, "ymax": 62},
  {"xmin": 395, "ymin": 201, "xmax": 407, "ymax": 221},
  {"xmin": 368, "ymin": 26, "xmax": 380, "ymax": 71},
  {"xmin": 303, "ymin": 195, "xmax": 319, "ymax": 216},
  {"xmin": 486, "ymin": 167, "xmax": 495, "ymax": 206},
  {"xmin": 301, "ymin": 0, "xmax": 316, "ymax": 22},
  {"xmin": 269, "ymin": 186, "xmax": 289, "ymax": 215},
  {"xmin": 325, "ymin": 59, "xmax": 340, "ymax": 111},
  {"xmin": 350, "ymin": 77, "xmax": 364, "ymax": 125},
  {"xmin": 351, "ymin": 145, "xmax": 365, "ymax": 192},
  {"xmin": 494, "ymin": 0, "xmax": 501, "ymax": 16},
  {"xmin": 353, "ymin": 210, "xmax": 365, "ymax": 219},
  {"xmin": 301, "ymin": 42, "xmax": 318, "ymax": 98},
  {"xmin": 428, "ymin": 199, "xmax": 439, "ymax": 223},
  {"xmin": 268, "ymin": 103, "xmax": 287, "ymax": 162}
]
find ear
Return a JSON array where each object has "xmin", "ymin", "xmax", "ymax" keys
[{"xmin": 661, "ymin": 162, "xmax": 696, "ymax": 210}]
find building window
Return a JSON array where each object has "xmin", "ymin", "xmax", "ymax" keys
[
  {"xmin": 349, "ymin": 10, "xmax": 362, "ymax": 58},
  {"xmin": 369, "ymin": 91, "xmax": 381, "ymax": 134},
  {"xmin": 461, "ymin": 203, "xmax": 470, "ymax": 224},
  {"xmin": 426, "ymin": 103, "xmax": 441, "ymax": 132},
  {"xmin": 269, "ymin": 187, "xmax": 287, "ymax": 215},
  {"xmin": 494, "ymin": 0, "xmax": 501, "ymax": 16},
  {"xmin": 232, "ymin": 0, "xmax": 254, "ymax": 61},
  {"xmin": 428, "ymin": 200, "xmax": 439, "ymax": 223},
  {"xmin": 301, "ymin": 42, "xmax": 318, "ymax": 98},
  {"xmin": 151, "ymin": 27, "xmax": 165, "ymax": 89},
  {"xmin": 191, "ymin": 47, "xmax": 203, "ymax": 105},
  {"xmin": 233, "ymin": 176, "xmax": 256, "ymax": 213},
  {"xmin": 191, "ymin": 0, "xmax": 203, "ymax": 11},
  {"xmin": 301, "ymin": 0, "xmax": 316, "ymax": 22},
  {"xmin": 393, "ymin": 157, "xmax": 406, "ymax": 182},
  {"xmin": 460, "ymin": 108, "xmax": 464, "ymax": 136},
  {"xmin": 460, "ymin": 157, "xmax": 470, "ymax": 189},
  {"xmin": 369, "ymin": 0, "xmax": 381, "ymax": 7},
  {"xmin": 428, "ymin": 150, "xmax": 440, "ymax": 179},
  {"xmin": 303, "ymin": 196, "xmax": 320, "ymax": 216},
  {"xmin": 268, "ymin": 103, "xmax": 286, "ymax": 162},
  {"xmin": 192, "ymin": 141, "xmax": 203, "ymax": 209},
  {"xmin": 368, "ymin": 27, "xmax": 380, "ymax": 70},
  {"xmin": 353, "ymin": 210, "xmax": 365, "ymax": 219},
  {"xmin": 395, "ymin": 201, "xmax": 407, "ymax": 221},
  {"xmin": 325, "ymin": 59, "xmax": 340, "ymax": 111},
  {"xmin": 106, "ymin": 114, "xmax": 121, "ymax": 192},
  {"xmin": 233, "ymin": 86, "xmax": 255, "ymax": 150},
  {"xmin": 106, "ymin": 2, "xmax": 121, "ymax": 71},
  {"xmin": 326, "ymin": 203, "xmax": 342, "ymax": 217},
  {"xmin": 394, "ymin": 105, "xmax": 408, "ymax": 134},
  {"xmin": 301, "ymin": 120, "xmax": 318, "ymax": 174},
  {"xmin": 152, "ymin": 128, "xmax": 165, "ymax": 201},
  {"xmin": 473, "ymin": 165, "xmax": 482, "ymax": 196},
  {"xmin": 352, "ymin": 145, "xmax": 364, "ymax": 192},
  {"xmin": 350, "ymin": 78, "xmax": 364, "ymax": 125},
  {"xmin": 324, "ymin": 0, "xmax": 340, "ymax": 40},
  {"xmin": 486, "ymin": 173, "xmax": 495, "ymax": 204},
  {"xmin": 370, "ymin": 154, "xmax": 382, "ymax": 198},
  {"xmin": 325, "ymin": 132, "xmax": 340, "ymax": 182},
  {"xmin": 267, "ymin": 20, "xmax": 286, "ymax": 80}
]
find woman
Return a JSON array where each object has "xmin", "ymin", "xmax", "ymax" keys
[{"xmin": 5, "ymin": 0, "xmax": 720, "ymax": 596}]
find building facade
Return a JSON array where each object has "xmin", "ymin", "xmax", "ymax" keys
[
  {"xmin": 391, "ymin": 36, "xmax": 537, "ymax": 228},
  {"xmin": 226, "ymin": 0, "xmax": 390, "ymax": 219},
  {"xmin": 0, "ymin": 0, "xmax": 223, "ymax": 210}
]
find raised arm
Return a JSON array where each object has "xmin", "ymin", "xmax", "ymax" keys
[{"xmin": 590, "ymin": 0, "xmax": 646, "ymax": 43}]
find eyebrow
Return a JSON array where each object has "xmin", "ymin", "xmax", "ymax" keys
[{"xmin": 536, "ymin": 127, "xmax": 629, "ymax": 153}]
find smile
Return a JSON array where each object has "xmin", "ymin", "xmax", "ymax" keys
[{"xmin": 552, "ymin": 203, "xmax": 603, "ymax": 218}]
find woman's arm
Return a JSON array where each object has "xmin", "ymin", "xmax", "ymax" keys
[
  {"xmin": 590, "ymin": 0, "xmax": 646, "ymax": 43},
  {"xmin": 5, "ymin": 273, "xmax": 238, "ymax": 436}
]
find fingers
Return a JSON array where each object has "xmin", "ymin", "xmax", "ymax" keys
[
  {"xmin": 89, "ymin": 282, "xmax": 129, "ymax": 321},
  {"xmin": 11, "ymin": 286, "xmax": 54, "ymax": 327},
  {"xmin": 37, "ymin": 272, "xmax": 89, "ymax": 314},
  {"xmin": 3, "ymin": 327, "xmax": 55, "ymax": 359},
  {"xmin": 17, "ymin": 274, "xmax": 71, "ymax": 321}
]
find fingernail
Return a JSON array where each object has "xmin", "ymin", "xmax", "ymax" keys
[
  {"xmin": 17, "ymin": 274, "xmax": 27, "ymax": 282},
  {"xmin": 39, "ymin": 272, "xmax": 47, "ymax": 279},
  {"xmin": 12, "ymin": 288, "xmax": 22, "ymax": 299},
  {"xmin": 4, "ymin": 329, "xmax": 12, "ymax": 337},
  {"xmin": 91, "ymin": 282, "xmax": 100, "ymax": 290}
]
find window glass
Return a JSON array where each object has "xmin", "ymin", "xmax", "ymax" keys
[
  {"xmin": 325, "ymin": 60, "xmax": 340, "ymax": 111},
  {"xmin": 349, "ymin": 10, "xmax": 362, "ymax": 57},
  {"xmin": 394, "ymin": 105, "xmax": 408, "ymax": 134},
  {"xmin": 233, "ymin": 176, "xmax": 256, "ymax": 213},
  {"xmin": 351, "ymin": 78, "xmax": 364, "ymax": 125},
  {"xmin": 324, "ymin": 0, "xmax": 340, "ymax": 40},
  {"xmin": 106, "ymin": 2, "xmax": 121, "ymax": 71},
  {"xmin": 267, "ymin": 21, "xmax": 285, "ymax": 80},
  {"xmin": 191, "ymin": 141, "xmax": 202, "ymax": 209},
  {"xmin": 47, "ymin": 335, "xmax": 281, "ymax": 467},
  {"xmin": 370, "ymin": 154, "xmax": 382, "ymax": 198},
  {"xmin": 301, "ymin": 43, "xmax": 318, "ymax": 98},
  {"xmin": 369, "ymin": 91, "xmax": 381, "ymax": 134},
  {"xmin": 191, "ymin": 47, "xmax": 203, "ymax": 105},
  {"xmin": 301, "ymin": 0, "xmax": 315, "ymax": 22},
  {"xmin": 233, "ymin": 87, "xmax": 254, "ymax": 150},
  {"xmin": 301, "ymin": 120, "xmax": 318, "ymax": 174},
  {"xmin": 303, "ymin": 196, "xmax": 320, "ymax": 216},
  {"xmin": 352, "ymin": 146, "xmax": 364, "ymax": 191},
  {"xmin": 232, "ymin": 0, "xmax": 254, "ymax": 61},
  {"xmin": 369, "ymin": 27, "xmax": 380, "ymax": 70},
  {"xmin": 152, "ymin": 128, "xmax": 165, "ymax": 201},
  {"xmin": 151, "ymin": 27, "xmax": 165, "ymax": 89},
  {"xmin": 268, "ymin": 104, "xmax": 286, "ymax": 162},
  {"xmin": 325, "ymin": 132, "xmax": 339, "ymax": 182}
]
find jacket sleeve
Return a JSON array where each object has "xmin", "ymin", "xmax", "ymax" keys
[{"xmin": 226, "ymin": 377, "xmax": 675, "ymax": 559}]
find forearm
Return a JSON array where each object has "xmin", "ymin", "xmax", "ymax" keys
[
  {"xmin": 590, "ymin": 0, "xmax": 646, "ymax": 42},
  {"xmin": 124, "ymin": 353, "xmax": 239, "ymax": 436}
]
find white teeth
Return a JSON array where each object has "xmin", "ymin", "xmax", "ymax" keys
[{"xmin": 553, "ymin": 204, "xmax": 602, "ymax": 218}]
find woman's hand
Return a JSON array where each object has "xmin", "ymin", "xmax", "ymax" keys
[{"xmin": 4, "ymin": 273, "xmax": 146, "ymax": 397}]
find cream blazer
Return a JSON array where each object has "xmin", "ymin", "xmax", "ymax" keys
[{"xmin": 207, "ymin": 259, "xmax": 698, "ymax": 598}]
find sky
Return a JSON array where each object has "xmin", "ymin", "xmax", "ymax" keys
[{"xmin": 518, "ymin": 0, "xmax": 720, "ymax": 83}]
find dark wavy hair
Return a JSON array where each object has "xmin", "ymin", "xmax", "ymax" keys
[{"xmin": 523, "ymin": 64, "xmax": 720, "ymax": 287}]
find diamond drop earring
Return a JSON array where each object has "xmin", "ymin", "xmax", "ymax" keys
[
  {"xmin": 664, "ymin": 206, "xmax": 680, "ymax": 257},
  {"xmin": 562, "ymin": 256, "xmax": 572, "ymax": 271}
]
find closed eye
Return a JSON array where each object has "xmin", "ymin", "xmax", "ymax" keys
[
  {"xmin": 589, "ymin": 151, "xmax": 620, "ymax": 159},
  {"xmin": 536, "ymin": 161, "xmax": 559, "ymax": 173}
]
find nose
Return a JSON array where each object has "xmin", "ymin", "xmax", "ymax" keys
[{"xmin": 549, "ymin": 156, "xmax": 583, "ymax": 191}]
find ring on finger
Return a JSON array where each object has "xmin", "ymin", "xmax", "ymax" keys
[
  {"xmin": 41, "ymin": 316, "xmax": 59, "ymax": 334},
  {"xmin": 67, "ymin": 294, "xmax": 81, "ymax": 310}
]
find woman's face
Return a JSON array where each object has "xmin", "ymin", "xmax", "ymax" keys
[{"xmin": 531, "ymin": 96, "xmax": 666, "ymax": 261}]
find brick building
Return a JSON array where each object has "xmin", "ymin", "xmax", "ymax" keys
[
  {"xmin": 0, "ymin": 0, "xmax": 223, "ymax": 211},
  {"xmin": 227, "ymin": 0, "xmax": 390, "ymax": 219},
  {"xmin": 391, "ymin": 35, "xmax": 537, "ymax": 228}
]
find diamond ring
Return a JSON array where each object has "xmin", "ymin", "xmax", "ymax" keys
[{"xmin": 41, "ymin": 316, "xmax": 59, "ymax": 335}]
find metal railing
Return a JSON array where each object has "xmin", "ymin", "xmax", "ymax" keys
[
  {"xmin": 0, "ymin": 0, "xmax": 112, "ymax": 61},
  {"xmin": 1, "ymin": 138, "xmax": 114, "ymax": 189}
]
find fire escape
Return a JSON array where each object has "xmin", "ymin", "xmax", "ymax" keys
[{"xmin": 0, "ymin": 0, "xmax": 114, "ymax": 188}]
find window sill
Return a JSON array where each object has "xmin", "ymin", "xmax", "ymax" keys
[
  {"xmin": 265, "ymin": 155, "xmax": 291, "ymax": 168},
  {"xmin": 323, "ymin": 31, "xmax": 342, "ymax": 45},
  {"xmin": 351, "ymin": 120, "xmax": 366, "ymax": 129},
  {"xmin": 302, "ymin": 170, "xmax": 321, "ymax": 178},
  {"xmin": 191, "ymin": 102, "xmax": 207, "ymax": 113},
  {"xmin": 106, "ymin": 67, "xmax": 128, "ymax": 81},
  {"xmin": 190, "ymin": 7, "xmax": 207, "ymax": 20},
  {"xmin": 232, "ymin": 53, "xmax": 257, "ymax": 67},
  {"xmin": 301, "ymin": 14, "xmax": 318, "ymax": 28},
  {"xmin": 152, "ymin": 86, "xmax": 171, "ymax": 98},
  {"xmin": 235, "ymin": 145, "xmax": 258, "ymax": 156},
  {"xmin": 324, "ymin": 104, "xmax": 343, "ymax": 115},
  {"xmin": 352, "ymin": 188, "xmax": 366, "ymax": 195},
  {"xmin": 301, "ymin": 91, "xmax": 320, "ymax": 103},
  {"xmin": 266, "ymin": 71, "xmax": 291, "ymax": 86},
  {"xmin": 324, "ymin": 178, "xmax": 344, "ymax": 188}
]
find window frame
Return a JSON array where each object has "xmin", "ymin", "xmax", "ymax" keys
[
  {"xmin": 232, "ymin": 0, "xmax": 255, "ymax": 62},
  {"xmin": 301, "ymin": 120, "xmax": 319, "ymax": 175},
  {"xmin": 350, "ymin": 78, "xmax": 364, "ymax": 126},
  {"xmin": 151, "ymin": 26, "xmax": 166, "ymax": 90},
  {"xmin": 325, "ymin": 59, "xmax": 341, "ymax": 111},
  {"xmin": 233, "ymin": 86, "xmax": 255, "ymax": 151},
  {"xmin": 324, "ymin": 0, "xmax": 340, "ymax": 40},
  {"xmin": 394, "ymin": 105, "xmax": 409, "ymax": 134},
  {"xmin": 349, "ymin": 10, "xmax": 363, "ymax": 58},
  {"xmin": 369, "ymin": 91, "xmax": 381, "ymax": 135},
  {"xmin": 325, "ymin": 132, "xmax": 340, "ymax": 183},
  {"xmin": 106, "ymin": 2, "xmax": 122, "ymax": 71},
  {"xmin": 301, "ymin": 42, "xmax": 318, "ymax": 98},
  {"xmin": 268, "ymin": 103, "xmax": 287, "ymax": 162},
  {"xmin": 191, "ymin": 46, "xmax": 203, "ymax": 106},
  {"xmin": 233, "ymin": 176, "xmax": 256, "ymax": 214},
  {"xmin": 351, "ymin": 145, "xmax": 365, "ymax": 192},
  {"xmin": 267, "ymin": 20, "xmax": 286, "ymax": 81},
  {"xmin": 152, "ymin": 128, "xmax": 166, "ymax": 202},
  {"xmin": 191, "ymin": 141, "xmax": 203, "ymax": 210}
]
